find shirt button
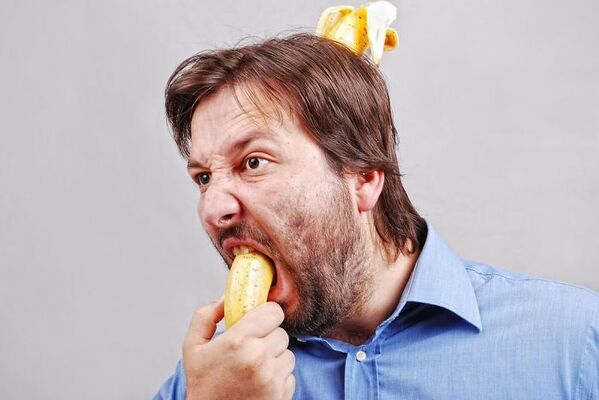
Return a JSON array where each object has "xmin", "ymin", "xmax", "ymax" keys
[{"xmin": 356, "ymin": 350, "xmax": 367, "ymax": 362}]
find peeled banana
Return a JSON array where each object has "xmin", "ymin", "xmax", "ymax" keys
[
  {"xmin": 315, "ymin": 0, "xmax": 398, "ymax": 65},
  {"xmin": 224, "ymin": 249, "xmax": 275, "ymax": 328}
]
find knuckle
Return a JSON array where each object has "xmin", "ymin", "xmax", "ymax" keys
[
  {"xmin": 288, "ymin": 373, "xmax": 296, "ymax": 391},
  {"xmin": 254, "ymin": 365, "xmax": 273, "ymax": 386},
  {"xmin": 240, "ymin": 346, "xmax": 265, "ymax": 372},
  {"xmin": 285, "ymin": 349, "xmax": 296, "ymax": 366},
  {"xmin": 276, "ymin": 327, "xmax": 290, "ymax": 345},
  {"xmin": 222, "ymin": 332, "xmax": 244, "ymax": 352},
  {"xmin": 280, "ymin": 373, "xmax": 296, "ymax": 400}
]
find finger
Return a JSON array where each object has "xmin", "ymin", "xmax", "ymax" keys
[
  {"xmin": 183, "ymin": 298, "xmax": 224, "ymax": 352},
  {"xmin": 280, "ymin": 373, "xmax": 296, "ymax": 400},
  {"xmin": 263, "ymin": 350, "xmax": 295, "ymax": 400},
  {"xmin": 229, "ymin": 301, "xmax": 284, "ymax": 338},
  {"xmin": 273, "ymin": 349, "xmax": 295, "ymax": 378},
  {"xmin": 263, "ymin": 327, "xmax": 290, "ymax": 357}
]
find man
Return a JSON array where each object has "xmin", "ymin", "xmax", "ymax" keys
[{"xmin": 155, "ymin": 33, "xmax": 598, "ymax": 399}]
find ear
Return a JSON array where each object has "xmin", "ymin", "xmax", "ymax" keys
[{"xmin": 354, "ymin": 170, "xmax": 385, "ymax": 213}]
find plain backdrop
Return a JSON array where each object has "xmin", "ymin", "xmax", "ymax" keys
[{"xmin": 1, "ymin": 0, "xmax": 597, "ymax": 398}]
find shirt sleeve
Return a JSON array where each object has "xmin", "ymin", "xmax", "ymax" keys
[
  {"xmin": 153, "ymin": 360, "xmax": 186, "ymax": 400},
  {"xmin": 575, "ymin": 305, "xmax": 599, "ymax": 399}
]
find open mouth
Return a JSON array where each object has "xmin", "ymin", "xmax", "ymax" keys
[{"xmin": 231, "ymin": 245, "xmax": 278, "ymax": 290}]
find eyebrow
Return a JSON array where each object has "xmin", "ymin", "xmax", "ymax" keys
[{"xmin": 186, "ymin": 129, "xmax": 275, "ymax": 171}]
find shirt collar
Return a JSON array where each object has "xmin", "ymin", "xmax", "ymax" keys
[
  {"xmin": 294, "ymin": 220, "xmax": 483, "ymax": 347},
  {"xmin": 395, "ymin": 220, "xmax": 482, "ymax": 332}
]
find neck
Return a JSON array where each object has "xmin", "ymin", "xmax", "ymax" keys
[{"xmin": 322, "ymin": 239, "xmax": 421, "ymax": 346}]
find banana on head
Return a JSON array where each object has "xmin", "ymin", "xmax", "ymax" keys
[{"xmin": 316, "ymin": 0, "xmax": 398, "ymax": 65}]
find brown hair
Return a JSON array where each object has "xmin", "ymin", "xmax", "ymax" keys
[{"xmin": 165, "ymin": 33, "xmax": 427, "ymax": 260}]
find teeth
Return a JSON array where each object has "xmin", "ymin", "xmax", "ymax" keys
[{"xmin": 233, "ymin": 245, "xmax": 256, "ymax": 256}]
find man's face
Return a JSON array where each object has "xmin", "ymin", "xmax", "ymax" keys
[{"xmin": 188, "ymin": 86, "xmax": 373, "ymax": 336}]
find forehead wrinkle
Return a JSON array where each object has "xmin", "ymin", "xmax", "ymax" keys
[
  {"xmin": 188, "ymin": 126, "xmax": 279, "ymax": 172},
  {"xmin": 234, "ymin": 82, "xmax": 288, "ymax": 130},
  {"xmin": 187, "ymin": 130, "xmax": 273, "ymax": 169},
  {"xmin": 195, "ymin": 93, "xmax": 274, "ymax": 140},
  {"xmin": 189, "ymin": 86, "xmax": 293, "ymax": 170},
  {"xmin": 217, "ymin": 84, "xmax": 300, "ymax": 141},
  {"xmin": 235, "ymin": 84, "xmax": 317, "ymax": 153}
]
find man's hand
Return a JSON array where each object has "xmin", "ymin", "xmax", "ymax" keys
[{"xmin": 182, "ymin": 299, "xmax": 296, "ymax": 400}]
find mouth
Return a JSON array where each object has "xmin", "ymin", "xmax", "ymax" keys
[{"xmin": 225, "ymin": 241, "xmax": 278, "ymax": 291}]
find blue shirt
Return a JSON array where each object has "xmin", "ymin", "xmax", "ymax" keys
[{"xmin": 154, "ymin": 222, "xmax": 599, "ymax": 399}]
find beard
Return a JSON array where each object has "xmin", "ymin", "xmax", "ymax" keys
[{"xmin": 213, "ymin": 178, "xmax": 373, "ymax": 337}]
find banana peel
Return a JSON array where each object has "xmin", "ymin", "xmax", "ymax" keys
[{"xmin": 316, "ymin": 1, "xmax": 398, "ymax": 65}]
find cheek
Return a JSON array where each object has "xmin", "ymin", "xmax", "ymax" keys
[
  {"xmin": 263, "ymin": 187, "xmax": 298, "ymax": 225},
  {"xmin": 244, "ymin": 167, "xmax": 335, "ymax": 235},
  {"xmin": 250, "ymin": 181, "xmax": 306, "ymax": 235},
  {"xmin": 275, "ymin": 190, "xmax": 319, "ymax": 246}
]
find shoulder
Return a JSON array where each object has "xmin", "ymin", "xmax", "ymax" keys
[
  {"xmin": 464, "ymin": 262, "xmax": 599, "ymax": 397},
  {"xmin": 465, "ymin": 261, "xmax": 599, "ymax": 310},
  {"xmin": 464, "ymin": 261, "xmax": 599, "ymax": 336}
]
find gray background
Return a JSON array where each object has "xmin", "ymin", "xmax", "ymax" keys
[{"xmin": 1, "ymin": 0, "xmax": 597, "ymax": 398}]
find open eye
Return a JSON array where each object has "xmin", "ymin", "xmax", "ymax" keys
[
  {"xmin": 197, "ymin": 172, "xmax": 211, "ymax": 186},
  {"xmin": 245, "ymin": 157, "xmax": 269, "ymax": 171}
]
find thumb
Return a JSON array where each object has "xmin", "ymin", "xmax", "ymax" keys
[{"xmin": 183, "ymin": 297, "xmax": 224, "ymax": 352}]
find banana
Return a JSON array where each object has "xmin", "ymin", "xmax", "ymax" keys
[
  {"xmin": 316, "ymin": 5, "xmax": 354, "ymax": 37},
  {"xmin": 224, "ymin": 249, "xmax": 275, "ymax": 328},
  {"xmin": 384, "ymin": 28, "xmax": 398, "ymax": 51},
  {"xmin": 316, "ymin": 0, "xmax": 398, "ymax": 65}
]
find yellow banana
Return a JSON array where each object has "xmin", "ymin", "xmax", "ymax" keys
[
  {"xmin": 224, "ymin": 250, "xmax": 275, "ymax": 328},
  {"xmin": 316, "ymin": 0, "xmax": 398, "ymax": 65},
  {"xmin": 384, "ymin": 28, "xmax": 398, "ymax": 51},
  {"xmin": 316, "ymin": 5, "xmax": 354, "ymax": 37}
]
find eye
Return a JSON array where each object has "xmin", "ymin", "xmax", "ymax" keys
[
  {"xmin": 244, "ymin": 157, "xmax": 269, "ymax": 171},
  {"xmin": 197, "ymin": 172, "xmax": 211, "ymax": 186}
]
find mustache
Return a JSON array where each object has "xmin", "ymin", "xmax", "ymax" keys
[{"xmin": 217, "ymin": 223, "xmax": 275, "ymax": 251}]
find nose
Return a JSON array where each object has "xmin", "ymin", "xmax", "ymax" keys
[{"xmin": 199, "ymin": 178, "xmax": 242, "ymax": 230}]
